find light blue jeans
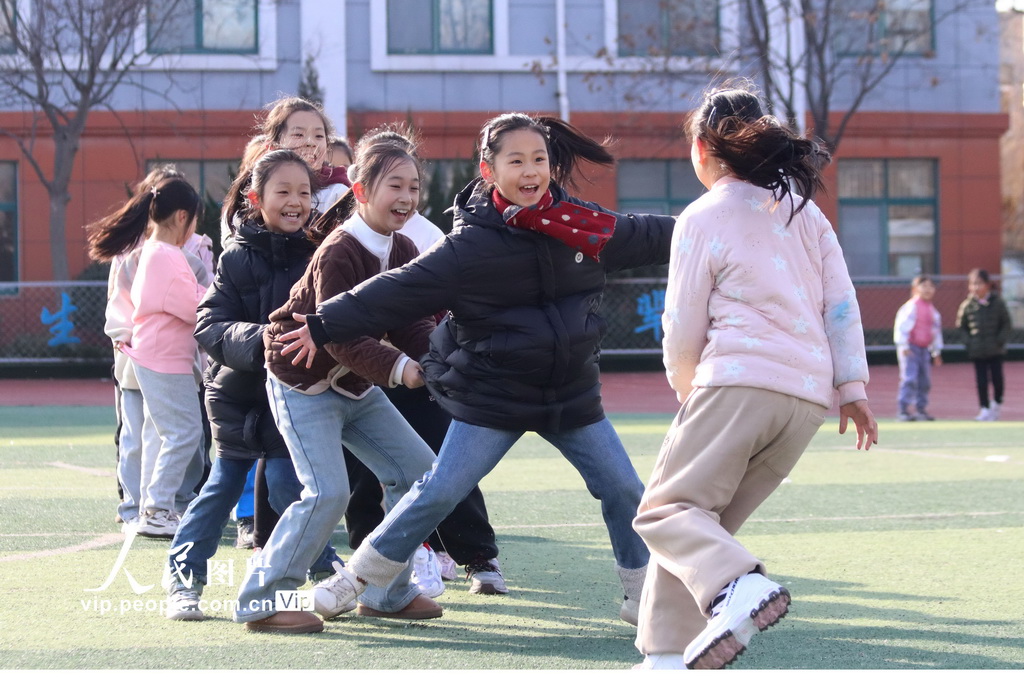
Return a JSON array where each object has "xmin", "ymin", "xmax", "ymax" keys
[
  {"xmin": 117, "ymin": 386, "xmax": 205, "ymax": 522},
  {"xmin": 131, "ymin": 366, "xmax": 205, "ymax": 515},
  {"xmin": 352, "ymin": 417, "xmax": 650, "ymax": 585},
  {"xmin": 168, "ymin": 456, "xmax": 341, "ymax": 588},
  {"xmin": 233, "ymin": 377, "xmax": 437, "ymax": 623},
  {"xmin": 897, "ymin": 345, "xmax": 933, "ymax": 413}
]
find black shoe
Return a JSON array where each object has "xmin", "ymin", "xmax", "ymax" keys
[
  {"xmin": 917, "ymin": 410, "xmax": 935, "ymax": 421},
  {"xmin": 235, "ymin": 516, "xmax": 255, "ymax": 549}
]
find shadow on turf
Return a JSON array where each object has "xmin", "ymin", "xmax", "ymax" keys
[{"xmin": 755, "ymin": 574, "xmax": 1023, "ymax": 669}]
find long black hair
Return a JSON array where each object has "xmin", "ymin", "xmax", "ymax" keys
[
  {"xmin": 690, "ymin": 86, "xmax": 830, "ymax": 221},
  {"xmin": 86, "ymin": 173, "xmax": 201, "ymax": 261}
]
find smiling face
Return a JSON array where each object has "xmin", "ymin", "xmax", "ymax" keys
[
  {"xmin": 483, "ymin": 128, "xmax": 550, "ymax": 207},
  {"xmin": 355, "ymin": 158, "xmax": 420, "ymax": 236},
  {"xmin": 278, "ymin": 110, "xmax": 328, "ymax": 169},
  {"xmin": 258, "ymin": 162, "xmax": 312, "ymax": 234}
]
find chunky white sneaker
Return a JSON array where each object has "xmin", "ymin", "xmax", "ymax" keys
[
  {"xmin": 466, "ymin": 558, "xmax": 508, "ymax": 595},
  {"xmin": 989, "ymin": 403, "xmax": 1002, "ymax": 421},
  {"xmin": 166, "ymin": 585, "xmax": 205, "ymax": 621},
  {"xmin": 136, "ymin": 509, "xmax": 179, "ymax": 539},
  {"xmin": 411, "ymin": 544, "xmax": 445, "ymax": 598},
  {"xmin": 435, "ymin": 550, "xmax": 458, "ymax": 581},
  {"xmin": 632, "ymin": 653, "xmax": 687, "ymax": 670},
  {"xmin": 312, "ymin": 561, "xmax": 362, "ymax": 618},
  {"xmin": 975, "ymin": 407, "xmax": 992, "ymax": 421},
  {"xmin": 683, "ymin": 572, "xmax": 790, "ymax": 670}
]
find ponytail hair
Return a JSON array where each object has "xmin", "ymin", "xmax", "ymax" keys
[
  {"xmin": 307, "ymin": 127, "xmax": 421, "ymax": 246},
  {"xmin": 86, "ymin": 172, "xmax": 201, "ymax": 262},
  {"xmin": 690, "ymin": 86, "xmax": 830, "ymax": 221},
  {"xmin": 478, "ymin": 112, "xmax": 614, "ymax": 190}
]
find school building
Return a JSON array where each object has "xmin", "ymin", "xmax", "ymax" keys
[{"xmin": 0, "ymin": 0, "xmax": 1011, "ymax": 355}]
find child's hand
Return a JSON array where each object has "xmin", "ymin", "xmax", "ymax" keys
[
  {"xmin": 402, "ymin": 360, "xmax": 425, "ymax": 389},
  {"xmin": 839, "ymin": 399, "xmax": 878, "ymax": 451},
  {"xmin": 279, "ymin": 313, "xmax": 317, "ymax": 369},
  {"xmin": 933, "ymin": 354, "xmax": 943, "ymax": 367}
]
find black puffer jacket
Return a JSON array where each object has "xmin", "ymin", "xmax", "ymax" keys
[
  {"xmin": 195, "ymin": 220, "xmax": 316, "ymax": 459},
  {"xmin": 956, "ymin": 291, "xmax": 1012, "ymax": 360},
  {"xmin": 308, "ymin": 179, "xmax": 674, "ymax": 433}
]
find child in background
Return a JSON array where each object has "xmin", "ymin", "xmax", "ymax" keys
[
  {"xmin": 957, "ymin": 268, "xmax": 1012, "ymax": 421},
  {"xmin": 87, "ymin": 176, "xmax": 208, "ymax": 539},
  {"xmin": 277, "ymin": 112, "xmax": 675, "ymax": 627},
  {"xmin": 894, "ymin": 275, "xmax": 943, "ymax": 421},
  {"xmin": 164, "ymin": 149, "xmax": 345, "ymax": 621},
  {"xmin": 232, "ymin": 133, "xmax": 442, "ymax": 634},
  {"xmin": 98, "ymin": 167, "xmax": 209, "ymax": 531},
  {"xmin": 632, "ymin": 86, "xmax": 878, "ymax": 670}
]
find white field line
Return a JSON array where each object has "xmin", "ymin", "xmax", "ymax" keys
[
  {"xmin": 0, "ymin": 533, "xmax": 123, "ymax": 562},
  {"xmin": 47, "ymin": 461, "xmax": 114, "ymax": 477},
  {"xmin": 491, "ymin": 509, "xmax": 1021, "ymax": 530},
  {"xmin": 881, "ymin": 448, "xmax": 1019, "ymax": 463},
  {"xmin": 1, "ymin": 510, "xmax": 1020, "ymax": 562}
]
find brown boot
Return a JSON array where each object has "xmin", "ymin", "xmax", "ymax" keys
[
  {"xmin": 244, "ymin": 611, "xmax": 323, "ymax": 634},
  {"xmin": 356, "ymin": 593, "xmax": 443, "ymax": 620}
]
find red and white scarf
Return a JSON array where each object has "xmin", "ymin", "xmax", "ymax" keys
[{"xmin": 491, "ymin": 188, "xmax": 616, "ymax": 262}]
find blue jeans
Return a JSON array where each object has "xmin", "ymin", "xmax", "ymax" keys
[
  {"xmin": 897, "ymin": 345, "xmax": 932, "ymax": 413},
  {"xmin": 354, "ymin": 417, "xmax": 650, "ymax": 585},
  {"xmin": 168, "ymin": 456, "xmax": 341, "ymax": 588},
  {"xmin": 233, "ymin": 378, "xmax": 437, "ymax": 622}
]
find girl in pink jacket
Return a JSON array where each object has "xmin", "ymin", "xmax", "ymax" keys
[
  {"xmin": 633, "ymin": 86, "xmax": 879, "ymax": 670},
  {"xmin": 87, "ymin": 176, "xmax": 207, "ymax": 539}
]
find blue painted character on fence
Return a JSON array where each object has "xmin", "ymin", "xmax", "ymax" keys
[
  {"xmin": 40, "ymin": 292, "xmax": 80, "ymax": 346},
  {"xmin": 634, "ymin": 288, "xmax": 666, "ymax": 342}
]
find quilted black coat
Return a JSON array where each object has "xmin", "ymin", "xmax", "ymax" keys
[
  {"xmin": 195, "ymin": 220, "xmax": 316, "ymax": 459},
  {"xmin": 307, "ymin": 179, "xmax": 674, "ymax": 433}
]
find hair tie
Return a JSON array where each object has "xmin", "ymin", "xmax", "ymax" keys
[{"xmin": 150, "ymin": 186, "xmax": 159, "ymax": 198}]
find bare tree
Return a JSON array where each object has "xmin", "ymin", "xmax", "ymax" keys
[
  {"xmin": 743, "ymin": 0, "xmax": 991, "ymax": 150},
  {"xmin": 0, "ymin": 0, "xmax": 185, "ymax": 280},
  {"xmin": 562, "ymin": 1, "xmax": 991, "ymax": 152}
]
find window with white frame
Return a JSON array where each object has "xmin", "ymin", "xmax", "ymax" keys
[
  {"xmin": 147, "ymin": 158, "xmax": 236, "ymax": 204},
  {"xmin": 147, "ymin": 0, "xmax": 258, "ymax": 54},
  {"xmin": 617, "ymin": 0, "xmax": 720, "ymax": 58},
  {"xmin": 617, "ymin": 159, "xmax": 703, "ymax": 216},
  {"xmin": 837, "ymin": 0, "xmax": 934, "ymax": 56},
  {"xmin": 0, "ymin": 162, "xmax": 17, "ymax": 282},
  {"xmin": 386, "ymin": 0, "xmax": 492, "ymax": 55},
  {"xmin": 838, "ymin": 158, "xmax": 938, "ymax": 278}
]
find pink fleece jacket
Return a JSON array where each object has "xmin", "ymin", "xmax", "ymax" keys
[
  {"xmin": 662, "ymin": 176, "xmax": 869, "ymax": 409},
  {"xmin": 122, "ymin": 240, "xmax": 208, "ymax": 375}
]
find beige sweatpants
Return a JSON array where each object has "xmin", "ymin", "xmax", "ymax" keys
[{"xmin": 633, "ymin": 385, "xmax": 826, "ymax": 654}]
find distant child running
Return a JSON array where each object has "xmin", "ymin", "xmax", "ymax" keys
[
  {"xmin": 86, "ymin": 176, "xmax": 208, "ymax": 539},
  {"xmin": 632, "ymin": 86, "xmax": 878, "ymax": 670},
  {"xmin": 232, "ymin": 134, "xmax": 442, "ymax": 634},
  {"xmin": 894, "ymin": 275, "xmax": 943, "ymax": 421},
  {"xmin": 957, "ymin": 268, "xmax": 1011, "ymax": 421},
  {"xmin": 277, "ymin": 113, "xmax": 676, "ymax": 626}
]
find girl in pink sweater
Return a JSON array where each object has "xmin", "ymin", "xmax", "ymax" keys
[
  {"xmin": 87, "ymin": 176, "xmax": 207, "ymax": 539},
  {"xmin": 633, "ymin": 86, "xmax": 879, "ymax": 670}
]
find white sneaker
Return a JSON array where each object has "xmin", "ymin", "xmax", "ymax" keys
[
  {"xmin": 411, "ymin": 544, "xmax": 445, "ymax": 598},
  {"xmin": 620, "ymin": 597, "xmax": 639, "ymax": 626},
  {"xmin": 990, "ymin": 403, "xmax": 1002, "ymax": 421},
  {"xmin": 435, "ymin": 550, "xmax": 458, "ymax": 581},
  {"xmin": 976, "ymin": 407, "xmax": 992, "ymax": 421},
  {"xmin": 466, "ymin": 558, "xmax": 508, "ymax": 594},
  {"xmin": 683, "ymin": 573, "xmax": 790, "ymax": 670},
  {"xmin": 136, "ymin": 509, "xmax": 179, "ymax": 539},
  {"xmin": 312, "ymin": 561, "xmax": 363, "ymax": 618},
  {"xmin": 166, "ymin": 584, "xmax": 205, "ymax": 621},
  {"xmin": 632, "ymin": 653, "xmax": 687, "ymax": 670}
]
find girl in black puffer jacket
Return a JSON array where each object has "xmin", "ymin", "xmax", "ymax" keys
[
  {"xmin": 163, "ymin": 149, "xmax": 344, "ymax": 621},
  {"xmin": 280, "ymin": 113, "xmax": 675, "ymax": 625}
]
